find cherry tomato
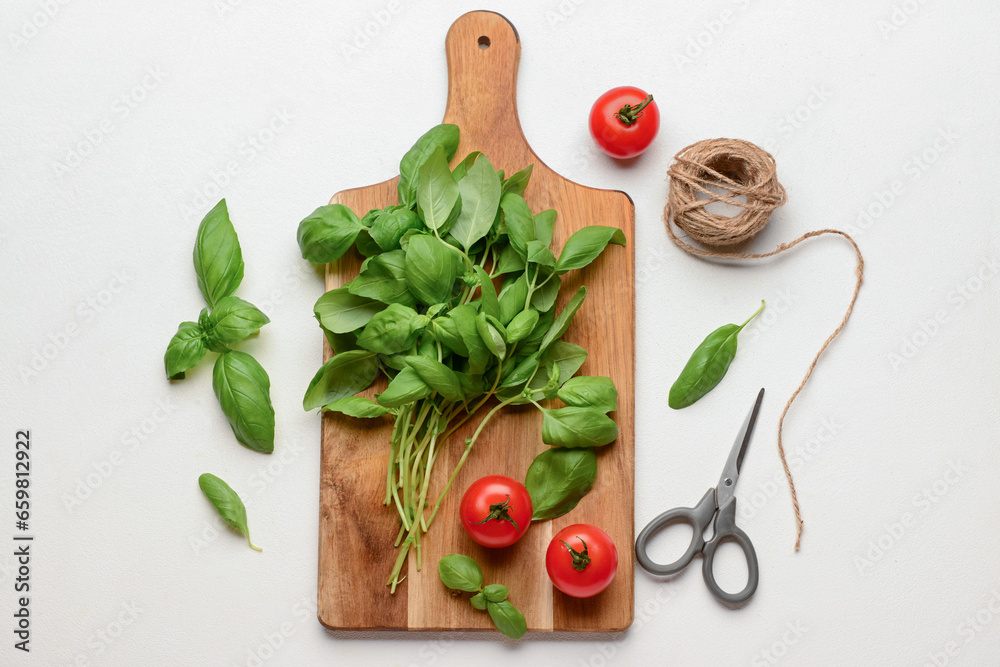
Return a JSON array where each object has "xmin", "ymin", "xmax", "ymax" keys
[
  {"xmin": 459, "ymin": 475, "xmax": 532, "ymax": 548},
  {"xmin": 546, "ymin": 524, "xmax": 618, "ymax": 598},
  {"xmin": 588, "ymin": 86, "xmax": 659, "ymax": 159}
]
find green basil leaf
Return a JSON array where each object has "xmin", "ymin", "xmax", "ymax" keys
[
  {"xmin": 451, "ymin": 154, "xmax": 501, "ymax": 250},
  {"xmin": 404, "ymin": 234, "xmax": 461, "ymax": 306},
  {"xmin": 437, "ymin": 553, "xmax": 484, "ymax": 592},
  {"xmin": 296, "ymin": 204, "xmax": 365, "ymax": 264},
  {"xmin": 470, "ymin": 591, "xmax": 487, "ymax": 610},
  {"xmin": 203, "ymin": 296, "xmax": 270, "ymax": 350},
  {"xmin": 314, "ymin": 288, "xmax": 386, "ymax": 334},
  {"xmin": 302, "ymin": 349, "xmax": 379, "ymax": 410},
  {"xmin": 198, "ymin": 473, "xmax": 261, "ymax": 551},
  {"xmin": 498, "ymin": 273, "xmax": 528, "ymax": 325},
  {"xmin": 534, "ymin": 209, "xmax": 556, "ymax": 246},
  {"xmin": 398, "ymin": 124, "xmax": 460, "ymax": 207},
  {"xmin": 476, "ymin": 311, "xmax": 506, "ymax": 360},
  {"xmin": 404, "ymin": 355, "xmax": 464, "ymax": 402},
  {"xmin": 417, "ymin": 146, "xmax": 461, "ymax": 232},
  {"xmin": 540, "ymin": 286, "xmax": 587, "ymax": 351},
  {"xmin": 494, "ymin": 244, "xmax": 526, "ymax": 275},
  {"xmin": 321, "ymin": 395, "xmax": 392, "ymax": 418},
  {"xmin": 499, "ymin": 193, "xmax": 535, "ymax": 258},
  {"xmin": 541, "ymin": 406, "xmax": 618, "ymax": 448},
  {"xmin": 432, "ymin": 317, "xmax": 469, "ymax": 357},
  {"xmin": 525, "ymin": 240, "xmax": 556, "ymax": 268},
  {"xmin": 450, "ymin": 304, "xmax": 490, "ymax": 375},
  {"xmin": 554, "ymin": 225, "xmax": 626, "ymax": 274},
  {"xmin": 347, "ymin": 250, "xmax": 415, "ymax": 306},
  {"xmin": 557, "ymin": 376, "xmax": 618, "ymax": 413},
  {"xmin": 164, "ymin": 321, "xmax": 207, "ymax": 380},
  {"xmin": 324, "ymin": 328, "xmax": 360, "ymax": 354},
  {"xmin": 501, "ymin": 163, "xmax": 533, "ymax": 197},
  {"xmin": 213, "ymin": 351, "xmax": 274, "ymax": 453},
  {"xmin": 483, "ymin": 584, "xmax": 509, "ymax": 603},
  {"xmin": 525, "ymin": 448, "xmax": 598, "ymax": 520},
  {"xmin": 192, "ymin": 199, "xmax": 244, "ymax": 307},
  {"xmin": 541, "ymin": 359, "xmax": 561, "ymax": 399},
  {"xmin": 530, "ymin": 271, "xmax": 561, "ymax": 312},
  {"xmin": 356, "ymin": 303, "xmax": 428, "ymax": 354},
  {"xmin": 451, "ymin": 150, "xmax": 482, "ymax": 181},
  {"xmin": 486, "ymin": 600, "xmax": 527, "ymax": 639},
  {"xmin": 376, "ymin": 367, "xmax": 432, "ymax": 407},
  {"xmin": 456, "ymin": 371, "xmax": 485, "ymax": 399},
  {"xmin": 354, "ymin": 229, "xmax": 382, "ymax": 257},
  {"xmin": 505, "ymin": 309, "xmax": 539, "ymax": 344},
  {"xmin": 668, "ymin": 301, "xmax": 764, "ymax": 409},
  {"xmin": 474, "ymin": 266, "xmax": 501, "ymax": 320},
  {"xmin": 370, "ymin": 208, "xmax": 423, "ymax": 251},
  {"xmin": 499, "ymin": 352, "xmax": 540, "ymax": 389}
]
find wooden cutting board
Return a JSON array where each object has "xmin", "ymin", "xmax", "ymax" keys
[{"xmin": 317, "ymin": 10, "xmax": 635, "ymax": 633}]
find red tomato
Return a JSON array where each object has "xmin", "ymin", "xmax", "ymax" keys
[
  {"xmin": 588, "ymin": 86, "xmax": 659, "ymax": 159},
  {"xmin": 459, "ymin": 475, "xmax": 532, "ymax": 548},
  {"xmin": 546, "ymin": 524, "xmax": 618, "ymax": 598}
]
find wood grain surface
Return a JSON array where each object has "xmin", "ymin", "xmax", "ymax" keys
[{"xmin": 316, "ymin": 10, "xmax": 635, "ymax": 633}]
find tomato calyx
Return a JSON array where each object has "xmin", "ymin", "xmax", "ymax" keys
[
  {"xmin": 560, "ymin": 537, "xmax": 591, "ymax": 572},
  {"xmin": 614, "ymin": 94, "xmax": 654, "ymax": 127},
  {"xmin": 472, "ymin": 494, "xmax": 521, "ymax": 533}
]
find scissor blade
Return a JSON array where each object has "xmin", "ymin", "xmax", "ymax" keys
[{"xmin": 716, "ymin": 388, "xmax": 765, "ymax": 508}]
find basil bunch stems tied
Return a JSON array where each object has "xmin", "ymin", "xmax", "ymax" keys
[{"xmin": 298, "ymin": 125, "xmax": 626, "ymax": 591}]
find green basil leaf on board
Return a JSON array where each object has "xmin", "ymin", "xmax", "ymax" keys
[
  {"xmin": 203, "ymin": 296, "xmax": 270, "ymax": 350},
  {"xmin": 540, "ymin": 286, "xmax": 587, "ymax": 351},
  {"xmin": 416, "ymin": 146, "xmax": 461, "ymax": 233},
  {"xmin": 404, "ymin": 356, "xmax": 464, "ymax": 402},
  {"xmin": 487, "ymin": 600, "xmax": 527, "ymax": 639},
  {"xmin": 525, "ymin": 241, "xmax": 556, "ymax": 268},
  {"xmin": 497, "ymin": 273, "xmax": 529, "ymax": 325},
  {"xmin": 525, "ymin": 448, "xmax": 598, "ymax": 520},
  {"xmin": 494, "ymin": 244, "xmax": 526, "ymax": 275},
  {"xmin": 501, "ymin": 164, "xmax": 533, "ymax": 196},
  {"xmin": 198, "ymin": 473, "xmax": 261, "ymax": 551},
  {"xmin": 356, "ymin": 303, "xmax": 429, "ymax": 354},
  {"xmin": 529, "ymin": 271, "xmax": 561, "ymax": 312},
  {"xmin": 164, "ymin": 321, "xmax": 208, "ymax": 380},
  {"xmin": 370, "ymin": 208, "xmax": 424, "ymax": 252},
  {"xmin": 470, "ymin": 591, "xmax": 487, "ymax": 610},
  {"xmin": 505, "ymin": 308, "xmax": 538, "ymax": 344},
  {"xmin": 302, "ymin": 350, "xmax": 379, "ymax": 411},
  {"xmin": 451, "ymin": 154, "xmax": 501, "ymax": 250},
  {"xmin": 500, "ymin": 193, "xmax": 535, "ymax": 258},
  {"xmin": 668, "ymin": 300, "xmax": 764, "ymax": 409},
  {"xmin": 376, "ymin": 367, "xmax": 432, "ymax": 407},
  {"xmin": 541, "ymin": 406, "xmax": 618, "ymax": 448},
  {"xmin": 451, "ymin": 150, "xmax": 482, "ymax": 181},
  {"xmin": 557, "ymin": 376, "xmax": 618, "ymax": 413},
  {"xmin": 483, "ymin": 584, "xmax": 509, "ymax": 603},
  {"xmin": 398, "ymin": 124, "xmax": 460, "ymax": 207},
  {"xmin": 431, "ymin": 317, "xmax": 469, "ymax": 357},
  {"xmin": 192, "ymin": 199, "xmax": 244, "ymax": 307},
  {"xmin": 213, "ymin": 351, "xmax": 275, "ymax": 453},
  {"xmin": 533, "ymin": 209, "xmax": 556, "ymax": 246},
  {"xmin": 474, "ymin": 266, "xmax": 501, "ymax": 320},
  {"xmin": 404, "ymin": 234, "xmax": 461, "ymax": 306},
  {"xmin": 347, "ymin": 250, "xmax": 415, "ymax": 306},
  {"xmin": 296, "ymin": 203, "xmax": 366, "ymax": 264},
  {"xmin": 354, "ymin": 229, "xmax": 382, "ymax": 257},
  {"xmin": 321, "ymin": 396, "xmax": 392, "ymax": 418},
  {"xmin": 476, "ymin": 311, "xmax": 507, "ymax": 360},
  {"xmin": 437, "ymin": 554, "xmax": 483, "ymax": 592},
  {"xmin": 314, "ymin": 288, "xmax": 386, "ymax": 334},
  {"xmin": 541, "ymin": 359, "xmax": 561, "ymax": 399},
  {"xmin": 554, "ymin": 225, "xmax": 626, "ymax": 274}
]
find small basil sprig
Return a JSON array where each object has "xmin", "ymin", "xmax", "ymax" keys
[
  {"xmin": 668, "ymin": 300, "xmax": 765, "ymax": 409},
  {"xmin": 198, "ymin": 473, "xmax": 261, "ymax": 551},
  {"xmin": 437, "ymin": 554, "xmax": 527, "ymax": 639}
]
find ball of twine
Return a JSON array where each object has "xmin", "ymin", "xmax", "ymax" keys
[{"xmin": 664, "ymin": 138, "xmax": 865, "ymax": 551}]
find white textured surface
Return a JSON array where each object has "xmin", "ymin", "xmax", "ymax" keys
[{"xmin": 1, "ymin": 1, "xmax": 998, "ymax": 665}]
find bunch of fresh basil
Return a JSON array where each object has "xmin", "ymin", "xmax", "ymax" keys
[
  {"xmin": 297, "ymin": 124, "xmax": 626, "ymax": 591},
  {"xmin": 164, "ymin": 199, "xmax": 275, "ymax": 454}
]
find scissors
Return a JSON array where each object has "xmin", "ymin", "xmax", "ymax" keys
[{"xmin": 635, "ymin": 388, "xmax": 764, "ymax": 604}]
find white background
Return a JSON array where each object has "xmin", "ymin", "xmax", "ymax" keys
[{"xmin": 1, "ymin": 0, "xmax": 998, "ymax": 665}]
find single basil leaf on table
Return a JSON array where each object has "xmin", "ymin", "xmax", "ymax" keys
[
  {"xmin": 347, "ymin": 250, "xmax": 415, "ymax": 306},
  {"xmin": 198, "ymin": 473, "xmax": 261, "ymax": 551},
  {"xmin": 668, "ymin": 300, "xmax": 764, "ymax": 409},
  {"xmin": 473, "ymin": 266, "xmax": 501, "ymax": 320},
  {"xmin": 499, "ymin": 192, "xmax": 535, "ymax": 258},
  {"xmin": 540, "ymin": 286, "xmax": 587, "ymax": 351},
  {"xmin": 487, "ymin": 600, "xmax": 527, "ymax": 639},
  {"xmin": 398, "ymin": 123, "xmax": 460, "ymax": 207},
  {"xmin": 557, "ymin": 376, "xmax": 618, "ymax": 413},
  {"xmin": 164, "ymin": 321, "xmax": 208, "ymax": 380},
  {"xmin": 296, "ymin": 203, "xmax": 366, "ymax": 263},
  {"xmin": 213, "ymin": 351, "xmax": 274, "ymax": 453},
  {"xmin": 370, "ymin": 208, "xmax": 423, "ymax": 251},
  {"xmin": 451, "ymin": 150, "xmax": 482, "ymax": 181},
  {"xmin": 451, "ymin": 154, "xmax": 501, "ymax": 250},
  {"xmin": 554, "ymin": 225, "xmax": 626, "ymax": 274},
  {"xmin": 203, "ymin": 296, "xmax": 270, "ymax": 350},
  {"xmin": 501, "ymin": 163, "xmax": 533, "ymax": 197},
  {"xmin": 321, "ymin": 396, "xmax": 392, "ymax": 418},
  {"xmin": 533, "ymin": 209, "xmax": 556, "ymax": 246},
  {"xmin": 302, "ymin": 349, "xmax": 379, "ymax": 410},
  {"xmin": 192, "ymin": 199, "xmax": 244, "ymax": 308},
  {"xmin": 404, "ymin": 234, "xmax": 461, "ymax": 306},
  {"xmin": 314, "ymin": 287, "xmax": 386, "ymax": 334},
  {"xmin": 505, "ymin": 308, "xmax": 539, "ymax": 344},
  {"xmin": 483, "ymin": 584, "xmax": 509, "ymax": 603},
  {"xmin": 404, "ymin": 355, "xmax": 464, "ymax": 402},
  {"xmin": 356, "ymin": 303, "xmax": 429, "ymax": 355},
  {"xmin": 416, "ymin": 146, "xmax": 461, "ymax": 233},
  {"xmin": 437, "ymin": 553, "xmax": 483, "ymax": 592},
  {"xmin": 376, "ymin": 367, "xmax": 433, "ymax": 407},
  {"xmin": 541, "ymin": 406, "xmax": 618, "ymax": 448},
  {"xmin": 476, "ymin": 311, "xmax": 507, "ymax": 360},
  {"xmin": 497, "ymin": 273, "xmax": 528, "ymax": 325},
  {"xmin": 525, "ymin": 448, "xmax": 598, "ymax": 520}
]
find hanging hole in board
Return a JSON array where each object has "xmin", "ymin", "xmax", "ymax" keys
[{"xmin": 478, "ymin": 35, "xmax": 490, "ymax": 49}]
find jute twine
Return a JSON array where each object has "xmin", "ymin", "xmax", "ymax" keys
[{"xmin": 664, "ymin": 138, "xmax": 865, "ymax": 550}]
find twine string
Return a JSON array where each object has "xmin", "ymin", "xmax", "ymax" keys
[{"xmin": 663, "ymin": 138, "xmax": 865, "ymax": 550}]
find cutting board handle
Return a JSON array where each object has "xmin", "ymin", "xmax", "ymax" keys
[{"xmin": 443, "ymin": 11, "xmax": 527, "ymax": 156}]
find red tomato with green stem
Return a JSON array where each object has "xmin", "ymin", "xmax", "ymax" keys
[
  {"xmin": 589, "ymin": 86, "xmax": 659, "ymax": 159},
  {"xmin": 546, "ymin": 524, "xmax": 618, "ymax": 598},
  {"xmin": 459, "ymin": 475, "xmax": 532, "ymax": 548}
]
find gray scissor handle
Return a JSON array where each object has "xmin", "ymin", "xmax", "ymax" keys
[
  {"xmin": 701, "ymin": 498, "xmax": 759, "ymax": 605},
  {"xmin": 635, "ymin": 488, "xmax": 717, "ymax": 576}
]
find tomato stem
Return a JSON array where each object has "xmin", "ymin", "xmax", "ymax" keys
[
  {"xmin": 614, "ymin": 94, "xmax": 654, "ymax": 127},
  {"xmin": 561, "ymin": 537, "xmax": 591, "ymax": 571},
  {"xmin": 471, "ymin": 494, "xmax": 522, "ymax": 533}
]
